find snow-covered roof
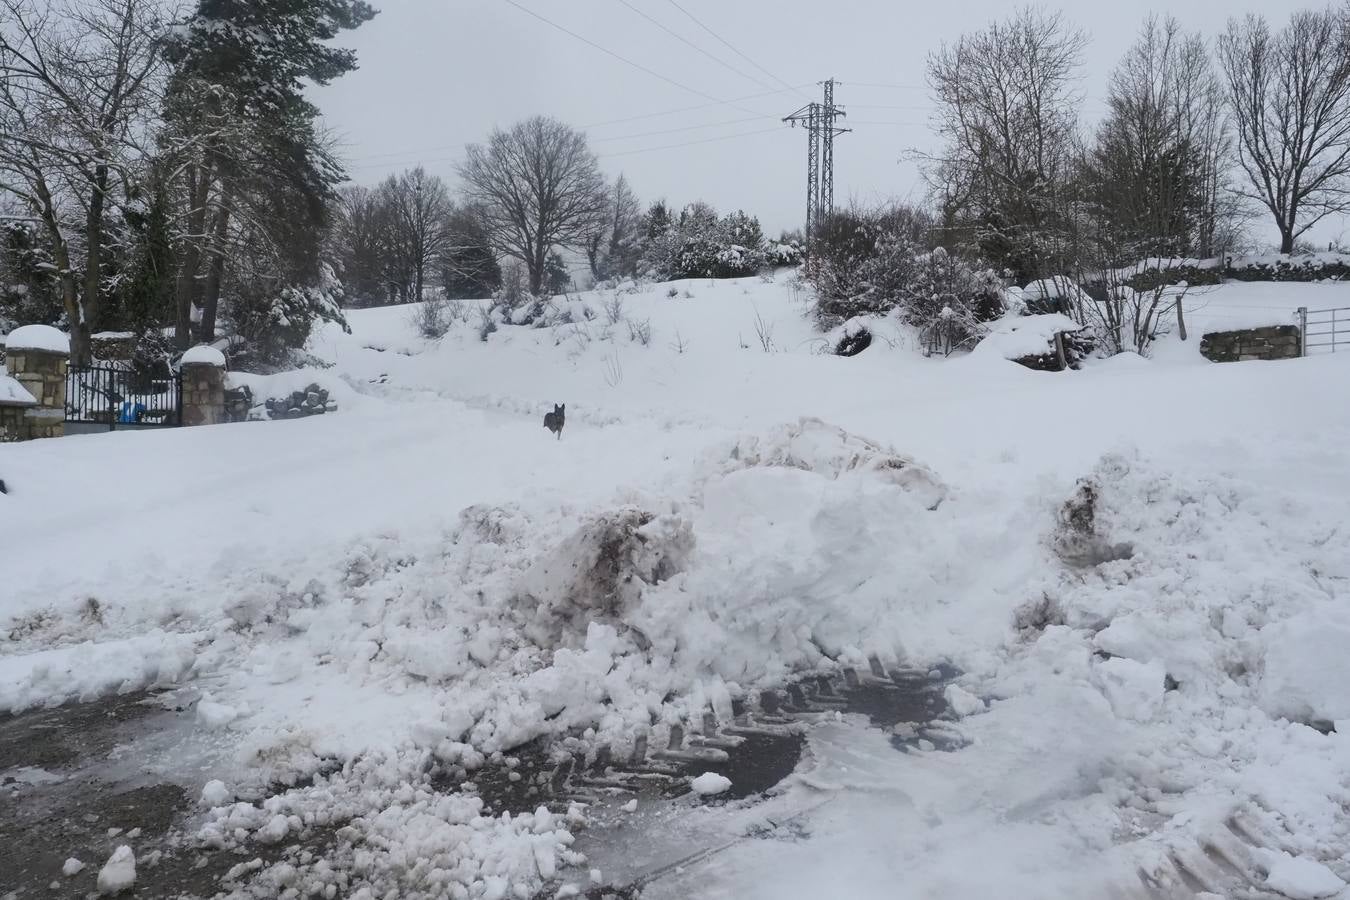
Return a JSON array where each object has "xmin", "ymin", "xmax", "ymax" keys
[
  {"xmin": 3, "ymin": 324, "xmax": 69, "ymax": 354},
  {"xmin": 0, "ymin": 373, "xmax": 37, "ymax": 406},
  {"xmin": 181, "ymin": 345, "xmax": 227, "ymax": 367}
]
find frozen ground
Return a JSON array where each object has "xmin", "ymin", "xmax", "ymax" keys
[{"xmin": 2, "ymin": 273, "xmax": 1349, "ymax": 899}]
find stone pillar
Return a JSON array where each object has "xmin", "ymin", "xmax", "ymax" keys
[
  {"xmin": 180, "ymin": 345, "xmax": 227, "ymax": 426},
  {"xmin": 3, "ymin": 325, "xmax": 69, "ymax": 440}
]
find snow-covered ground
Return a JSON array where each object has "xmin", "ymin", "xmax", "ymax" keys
[{"xmin": 3, "ymin": 274, "xmax": 1349, "ymax": 899}]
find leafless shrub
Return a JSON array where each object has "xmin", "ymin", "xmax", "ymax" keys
[
  {"xmin": 669, "ymin": 330, "xmax": 690, "ymax": 354},
  {"xmin": 409, "ymin": 296, "xmax": 453, "ymax": 339},
  {"xmin": 603, "ymin": 293, "xmax": 626, "ymax": 325},
  {"xmin": 753, "ymin": 309, "xmax": 776, "ymax": 353},
  {"xmin": 626, "ymin": 317, "xmax": 652, "ymax": 346},
  {"xmin": 476, "ymin": 304, "xmax": 497, "ymax": 341}
]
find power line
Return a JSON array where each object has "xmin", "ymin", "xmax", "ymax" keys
[
  {"xmin": 344, "ymin": 114, "xmax": 783, "ymax": 170},
  {"xmin": 582, "ymin": 84, "xmax": 811, "ymax": 128},
  {"xmin": 662, "ymin": 0, "xmax": 809, "ymax": 102},
  {"xmin": 501, "ymin": 0, "xmax": 764, "ymax": 117},
  {"xmin": 613, "ymin": 0, "xmax": 776, "ymax": 93},
  {"xmin": 597, "ymin": 125, "xmax": 785, "ymax": 158},
  {"xmin": 595, "ymin": 115, "xmax": 774, "ymax": 141}
]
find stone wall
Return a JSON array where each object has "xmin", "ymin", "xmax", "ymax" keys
[
  {"xmin": 3, "ymin": 347, "xmax": 67, "ymax": 440},
  {"xmin": 181, "ymin": 361, "xmax": 226, "ymax": 426},
  {"xmin": 1199, "ymin": 325, "xmax": 1301, "ymax": 363}
]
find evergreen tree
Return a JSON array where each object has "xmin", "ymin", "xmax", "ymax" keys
[
  {"xmin": 162, "ymin": 0, "xmax": 376, "ymax": 348},
  {"xmin": 442, "ymin": 208, "xmax": 502, "ymax": 300}
]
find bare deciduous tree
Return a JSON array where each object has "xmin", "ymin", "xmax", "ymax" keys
[
  {"xmin": 1218, "ymin": 8, "xmax": 1350, "ymax": 254},
  {"xmin": 0, "ymin": 0, "xmax": 164, "ymax": 362},
  {"xmin": 584, "ymin": 172, "xmax": 641, "ymax": 283},
  {"xmin": 1087, "ymin": 16, "xmax": 1234, "ymax": 261},
  {"xmin": 379, "ymin": 166, "xmax": 452, "ymax": 303},
  {"xmin": 924, "ymin": 6, "xmax": 1087, "ymax": 282},
  {"xmin": 458, "ymin": 116, "xmax": 607, "ymax": 295}
]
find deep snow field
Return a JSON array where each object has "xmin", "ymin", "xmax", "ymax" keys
[{"xmin": 2, "ymin": 273, "xmax": 1349, "ymax": 899}]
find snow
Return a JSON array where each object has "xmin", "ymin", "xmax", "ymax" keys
[
  {"xmin": 3, "ymin": 323, "xmax": 69, "ymax": 353},
  {"xmin": 96, "ymin": 845, "xmax": 135, "ymax": 895},
  {"xmin": 3, "ymin": 274, "xmax": 1350, "ymax": 899},
  {"xmin": 200, "ymin": 779, "xmax": 232, "ymax": 807},
  {"xmin": 1257, "ymin": 849, "xmax": 1346, "ymax": 899},
  {"xmin": 1259, "ymin": 609, "xmax": 1350, "ymax": 723},
  {"xmin": 181, "ymin": 344, "xmax": 227, "ymax": 366},
  {"xmin": 690, "ymin": 773, "xmax": 732, "ymax": 796},
  {"xmin": 972, "ymin": 312, "xmax": 1081, "ymax": 360},
  {"xmin": 0, "ymin": 373, "xmax": 36, "ymax": 406}
]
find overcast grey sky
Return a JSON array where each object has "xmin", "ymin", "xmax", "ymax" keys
[{"xmin": 314, "ymin": 0, "xmax": 1327, "ymax": 245}]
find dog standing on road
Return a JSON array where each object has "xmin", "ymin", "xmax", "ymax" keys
[{"xmin": 543, "ymin": 403, "xmax": 565, "ymax": 440}]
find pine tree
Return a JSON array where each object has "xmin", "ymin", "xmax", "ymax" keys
[{"xmin": 162, "ymin": 0, "xmax": 376, "ymax": 347}]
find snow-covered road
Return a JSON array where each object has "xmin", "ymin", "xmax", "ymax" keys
[{"xmin": 3, "ymin": 275, "xmax": 1349, "ymax": 899}]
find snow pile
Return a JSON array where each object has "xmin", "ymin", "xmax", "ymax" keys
[
  {"xmin": 972, "ymin": 313, "xmax": 1082, "ymax": 361},
  {"xmin": 181, "ymin": 344, "xmax": 227, "ymax": 366},
  {"xmin": 690, "ymin": 772, "xmax": 732, "ymax": 796},
  {"xmin": 96, "ymin": 845, "xmax": 136, "ymax": 895},
  {"xmin": 1257, "ymin": 850, "xmax": 1346, "ymax": 899},
  {"xmin": 706, "ymin": 417, "xmax": 948, "ymax": 511},
  {"xmin": 3, "ymin": 323, "xmax": 69, "ymax": 354}
]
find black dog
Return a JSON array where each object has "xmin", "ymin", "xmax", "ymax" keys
[{"xmin": 543, "ymin": 403, "xmax": 565, "ymax": 440}]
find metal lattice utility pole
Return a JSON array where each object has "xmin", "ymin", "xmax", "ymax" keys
[{"xmin": 784, "ymin": 79, "xmax": 848, "ymax": 250}]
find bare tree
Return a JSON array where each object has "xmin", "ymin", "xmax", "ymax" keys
[
  {"xmin": 924, "ymin": 6, "xmax": 1087, "ymax": 282},
  {"xmin": 0, "ymin": 0, "xmax": 164, "ymax": 362},
  {"xmin": 378, "ymin": 166, "xmax": 452, "ymax": 303},
  {"xmin": 330, "ymin": 184, "xmax": 390, "ymax": 306},
  {"xmin": 1085, "ymin": 16, "xmax": 1235, "ymax": 261},
  {"xmin": 1218, "ymin": 9, "xmax": 1350, "ymax": 254},
  {"xmin": 458, "ymin": 116, "xmax": 607, "ymax": 295},
  {"xmin": 584, "ymin": 173, "xmax": 641, "ymax": 282}
]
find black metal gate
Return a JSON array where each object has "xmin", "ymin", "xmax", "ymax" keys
[{"xmin": 66, "ymin": 365, "xmax": 182, "ymax": 430}]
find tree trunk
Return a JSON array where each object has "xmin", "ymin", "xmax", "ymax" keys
[
  {"xmin": 198, "ymin": 204, "xmax": 231, "ymax": 344},
  {"xmin": 1279, "ymin": 230, "xmax": 1295, "ymax": 254},
  {"xmin": 75, "ymin": 161, "xmax": 111, "ymax": 366},
  {"xmin": 176, "ymin": 163, "xmax": 215, "ymax": 349}
]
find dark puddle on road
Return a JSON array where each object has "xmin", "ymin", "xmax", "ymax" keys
[{"xmin": 0, "ymin": 691, "xmax": 341, "ymax": 900}]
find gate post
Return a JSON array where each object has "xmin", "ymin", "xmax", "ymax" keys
[
  {"xmin": 180, "ymin": 345, "xmax": 227, "ymax": 426},
  {"xmin": 2, "ymin": 325, "xmax": 69, "ymax": 440},
  {"xmin": 1297, "ymin": 307, "xmax": 1308, "ymax": 357}
]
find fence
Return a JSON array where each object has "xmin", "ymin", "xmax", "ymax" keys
[
  {"xmin": 1299, "ymin": 306, "xmax": 1350, "ymax": 355},
  {"xmin": 66, "ymin": 364, "xmax": 181, "ymax": 430}
]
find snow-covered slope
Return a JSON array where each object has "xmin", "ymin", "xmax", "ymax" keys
[{"xmin": 3, "ymin": 274, "xmax": 1349, "ymax": 899}]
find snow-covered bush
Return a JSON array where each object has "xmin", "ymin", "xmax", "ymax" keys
[
  {"xmin": 810, "ymin": 207, "xmax": 1005, "ymax": 346},
  {"xmin": 641, "ymin": 202, "xmax": 771, "ymax": 280}
]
